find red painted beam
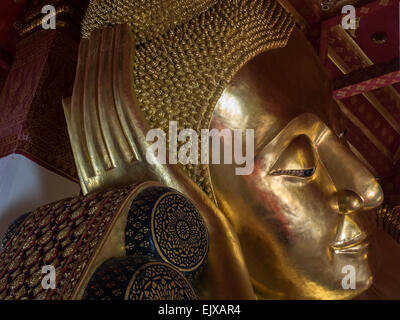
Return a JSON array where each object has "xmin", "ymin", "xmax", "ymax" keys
[{"xmin": 334, "ymin": 58, "xmax": 400, "ymax": 100}]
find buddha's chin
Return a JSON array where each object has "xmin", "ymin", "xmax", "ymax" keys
[
  {"xmin": 327, "ymin": 245, "xmax": 373, "ymax": 299},
  {"xmin": 297, "ymin": 265, "xmax": 372, "ymax": 300},
  {"xmin": 289, "ymin": 245, "xmax": 373, "ymax": 300},
  {"xmin": 252, "ymin": 254, "xmax": 373, "ymax": 300}
]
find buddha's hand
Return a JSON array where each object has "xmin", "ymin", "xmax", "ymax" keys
[
  {"xmin": 63, "ymin": 24, "xmax": 255, "ymax": 300},
  {"xmin": 63, "ymin": 24, "xmax": 150, "ymax": 194}
]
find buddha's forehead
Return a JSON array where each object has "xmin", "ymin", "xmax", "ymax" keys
[{"xmin": 211, "ymin": 28, "xmax": 337, "ymax": 147}]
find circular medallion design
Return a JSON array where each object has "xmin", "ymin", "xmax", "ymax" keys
[
  {"xmin": 83, "ymin": 256, "xmax": 197, "ymax": 300},
  {"xmin": 125, "ymin": 186, "xmax": 209, "ymax": 277},
  {"xmin": 126, "ymin": 262, "xmax": 197, "ymax": 300},
  {"xmin": 151, "ymin": 192, "xmax": 208, "ymax": 272}
]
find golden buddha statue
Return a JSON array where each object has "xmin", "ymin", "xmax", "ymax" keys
[{"xmin": 0, "ymin": 0, "xmax": 385, "ymax": 300}]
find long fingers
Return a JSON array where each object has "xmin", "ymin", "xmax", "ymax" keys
[
  {"xmin": 83, "ymin": 30, "xmax": 113, "ymax": 174},
  {"xmin": 98, "ymin": 27, "xmax": 137, "ymax": 166},
  {"xmin": 69, "ymin": 24, "xmax": 143, "ymax": 193},
  {"xmin": 70, "ymin": 39, "xmax": 94, "ymax": 182},
  {"xmin": 113, "ymin": 24, "xmax": 148, "ymax": 161}
]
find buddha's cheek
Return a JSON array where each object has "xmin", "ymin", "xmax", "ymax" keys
[
  {"xmin": 236, "ymin": 177, "xmax": 336, "ymax": 266},
  {"xmin": 244, "ymin": 171, "xmax": 336, "ymax": 246}
]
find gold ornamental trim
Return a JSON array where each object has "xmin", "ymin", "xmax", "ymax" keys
[{"xmin": 19, "ymin": 5, "xmax": 75, "ymax": 36}]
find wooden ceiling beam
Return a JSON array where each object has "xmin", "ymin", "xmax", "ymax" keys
[{"xmin": 333, "ymin": 57, "xmax": 400, "ymax": 99}]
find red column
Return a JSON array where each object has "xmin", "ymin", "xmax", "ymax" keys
[{"xmin": 0, "ymin": 1, "xmax": 88, "ymax": 181}]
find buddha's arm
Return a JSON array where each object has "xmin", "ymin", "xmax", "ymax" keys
[{"xmin": 63, "ymin": 24, "xmax": 254, "ymax": 300}]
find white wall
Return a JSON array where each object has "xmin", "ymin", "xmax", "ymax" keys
[{"xmin": 0, "ymin": 153, "xmax": 80, "ymax": 240}]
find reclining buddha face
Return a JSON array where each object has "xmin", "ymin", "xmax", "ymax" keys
[{"xmin": 208, "ymin": 28, "xmax": 383, "ymax": 299}]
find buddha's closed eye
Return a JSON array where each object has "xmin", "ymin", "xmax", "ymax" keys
[
  {"xmin": 267, "ymin": 134, "xmax": 316, "ymax": 178},
  {"xmin": 269, "ymin": 168, "xmax": 315, "ymax": 177}
]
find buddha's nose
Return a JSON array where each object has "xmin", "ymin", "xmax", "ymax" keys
[
  {"xmin": 337, "ymin": 190, "xmax": 363, "ymax": 215},
  {"xmin": 362, "ymin": 181, "xmax": 384, "ymax": 210},
  {"xmin": 336, "ymin": 184, "xmax": 383, "ymax": 215},
  {"xmin": 316, "ymin": 123, "xmax": 384, "ymax": 212}
]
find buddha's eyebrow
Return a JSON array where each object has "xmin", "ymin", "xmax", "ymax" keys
[
  {"xmin": 314, "ymin": 126, "xmax": 330, "ymax": 147},
  {"xmin": 257, "ymin": 114, "xmax": 328, "ymax": 173},
  {"xmin": 264, "ymin": 117, "xmax": 329, "ymax": 152},
  {"xmin": 267, "ymin": 134, "xmax": 316, "ymax": 178}
]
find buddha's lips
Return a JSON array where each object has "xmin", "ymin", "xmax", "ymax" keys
[
  {"xmin": 332, "ymin": 242, "xmax": 370, "ymax": 256},
  {"xmin": 330, "ymin": 233, "xmax": 368, "ymax": 252}
]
